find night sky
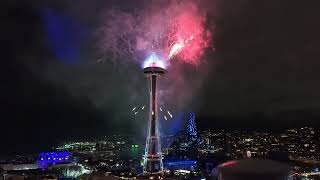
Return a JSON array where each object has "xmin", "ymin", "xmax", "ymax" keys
[{"xmin": 1, "ymin": 0, "xmax": 320, "ymax": 154}]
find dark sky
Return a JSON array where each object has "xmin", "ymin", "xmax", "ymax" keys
[{"xmin": 1, "ymin": 0, "xmax": 320, "ymax": 154}]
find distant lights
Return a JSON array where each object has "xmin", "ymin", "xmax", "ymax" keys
[{"xmin": 131, "ymin": 144, "xmax": 139, "ymax": 148}]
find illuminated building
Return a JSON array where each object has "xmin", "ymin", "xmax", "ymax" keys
[
  {"xmin": 143, "ymin": 53, "xmax": 165, "ymax": 174},
  {"xmin": 38, "ymin": 152, "xmax": 71, "ymax": 168},
  {"xmin": 164, "ymin": 159, "xmax": 197, "ymax": 171}
]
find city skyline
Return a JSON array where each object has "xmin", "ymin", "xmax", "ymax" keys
[
  {"xmin": 2, "ymin": 0, "xmax": 320, "ymax": 157},
  {"xmin": 1, "ymin": 127, "xmax": 319, "ymax": 179}
]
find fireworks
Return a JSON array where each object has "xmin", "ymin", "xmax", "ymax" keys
[
  {"xmin": 98, "ymin": 0, "xmax": 212, "ymax": 68},
  {"xmin": 168, "ymin": 41, "xmax": 184, "ymax": 60},
  {"xmin": 168, "ymin": 36, "xmax": 195, "ymax": 59},
  {"xmin": 167, "ymin": 110, "xmax": 173, "ymax": 118},
  {"xmin": 143, "ymin": 8, "xmax": 210, "ymax": 67},
  {"xmin": 131, "ymin": 105, "xmax": 173, "ymax": 120}
]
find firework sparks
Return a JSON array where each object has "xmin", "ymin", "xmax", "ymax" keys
[
  {"xmin": 168, "ymin": 41, "xmax": 184, "ymax": 60},
  {"xmin": 131, "ymin": 105, "xmax": 172, "ymax": 120},
  {"xmin": 168, "ymin": 36, "xmax": 195, "ymax": 60},
  {"xmin": 167, "ymin": 110, "xmax": 173, "ymax": 118},
  {"xmin": 98, "ymin": 1, "xmax": 212, "ymax": 67}
]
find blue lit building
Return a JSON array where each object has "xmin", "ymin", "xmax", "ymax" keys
[
  {"xmin": 38, "ymin": 152, "xmax": 71, "ymax": 168},
  {"xmin": 163, "ymin": 158, "xmax": 197, "ymax": 171}
]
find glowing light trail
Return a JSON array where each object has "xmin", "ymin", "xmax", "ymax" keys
[
  {"xmin": 167, "ymin": 111, "xmax": 173, "ymax": 118},
  {"xmin": 168, "ymin": 41, "xmax": 184, "ymax": 59},
  {"xmin": 131, "ymin": 105, "xmax": 173, "ymax": 120},
  {"xmin": 168, "ymin": 36, "xmax": 195, "ymax": 60}
]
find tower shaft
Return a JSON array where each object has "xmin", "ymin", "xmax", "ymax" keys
[{"xmin": 143, "ymin": 67, "xmax": 165, "ymax": 174}]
